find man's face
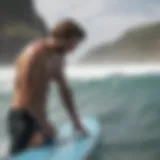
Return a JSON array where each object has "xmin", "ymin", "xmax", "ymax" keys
[{"xmin": 64, "ymin": 37, "xmax": 82, "ymax": 53}]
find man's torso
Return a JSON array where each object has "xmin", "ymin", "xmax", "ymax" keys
[{"xmin": 12, "ymin": 40, "xmax": 63, "ymax": 112}]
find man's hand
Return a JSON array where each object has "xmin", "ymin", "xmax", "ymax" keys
[
  {"xmin": 74, "ymin": 122, "xmax": 88, "ymax": 137},
  {"xmin": 42, "ymin": 122, "xmax": 57, "ymax": 138}
]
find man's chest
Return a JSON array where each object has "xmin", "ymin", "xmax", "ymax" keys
[{"xmin": 44, "ymin": 54, "xmax": 62, "ymax": 79}]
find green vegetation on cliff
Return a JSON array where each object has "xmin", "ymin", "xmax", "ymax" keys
[
  {"xmin": 80, "ymin": 22, "xmax": 160, "ymax": 64},
  {"xmin": 0, "ymin": 0, "xmax": 47, "ymax": 64}
]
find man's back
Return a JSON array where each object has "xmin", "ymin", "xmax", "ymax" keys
[{"xmin": 12, "ymin": 40, "xmax": 51, "ymax": 109}]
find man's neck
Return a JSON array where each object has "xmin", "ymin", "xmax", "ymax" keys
[{"xmin": 44, "ymin": 37, "xmax": 65, "ymax": 54}]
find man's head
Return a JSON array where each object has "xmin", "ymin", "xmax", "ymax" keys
[{"xmin": 50, "ymin": 19, "xmax": 86, "ymax": 53}]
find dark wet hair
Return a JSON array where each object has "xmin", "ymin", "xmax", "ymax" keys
[{"xmin": 51, "ymin": 19, "xmax": 86, "ymax": 40}]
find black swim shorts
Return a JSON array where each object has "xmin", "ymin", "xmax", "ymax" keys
[{"xmin": 7, "ymin": 109, "xmax": 40, "ymax": 155}]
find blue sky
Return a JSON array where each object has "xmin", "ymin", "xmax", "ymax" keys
[{"xmin": 34, "ymin": 0, "xmax": 160, "ymax": 60}]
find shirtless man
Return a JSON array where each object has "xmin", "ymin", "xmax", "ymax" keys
[{"xmin": 7, "ymin": 19, "xmax": 86, "ymax": 155}]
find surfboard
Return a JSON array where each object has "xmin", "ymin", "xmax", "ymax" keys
[{"xmin": 11, "ymin": 117, "xmax": 100, "ymax": 160}]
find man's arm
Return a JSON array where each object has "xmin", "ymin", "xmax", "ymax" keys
[{"xmin": 55, "ymin": 69, "xmax": 82, "ymax": 130}]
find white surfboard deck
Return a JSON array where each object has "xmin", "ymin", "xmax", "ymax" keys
[{"xmin": 11, "ymin": 117, "xmax": 100, "ymax": 160}]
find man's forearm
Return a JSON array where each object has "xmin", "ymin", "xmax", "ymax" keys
[
  {"xmin": 36, "ymin": 111, "xmax": 48, "ymax": 128},
  {"xmin": 61, "ymin": 88, "xmax": 81, "ymax": 127},
  {"xmin": 57, "ymin": 71, "xmax": 82, "ymax": 128}
]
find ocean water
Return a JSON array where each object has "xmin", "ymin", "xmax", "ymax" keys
[{"xmin": 1, "ymin": 65, "xmax": 160, "ymax": 160}]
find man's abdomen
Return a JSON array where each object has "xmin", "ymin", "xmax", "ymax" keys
[{"xmin": 11, "ymin": 87, "xmax": 48, "ymax": 109}]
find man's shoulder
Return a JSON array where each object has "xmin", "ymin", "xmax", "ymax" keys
[
  {"xmin": 16, "ymin": 40, "xmax": 45, "ymax": 65},
  {"xmin": 24, "ymin": 39, "xmax": 46, "ymax": 56},
  {"xmin": 32, "ymin": 39, "xmax": 47, "ymax": 54}
]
